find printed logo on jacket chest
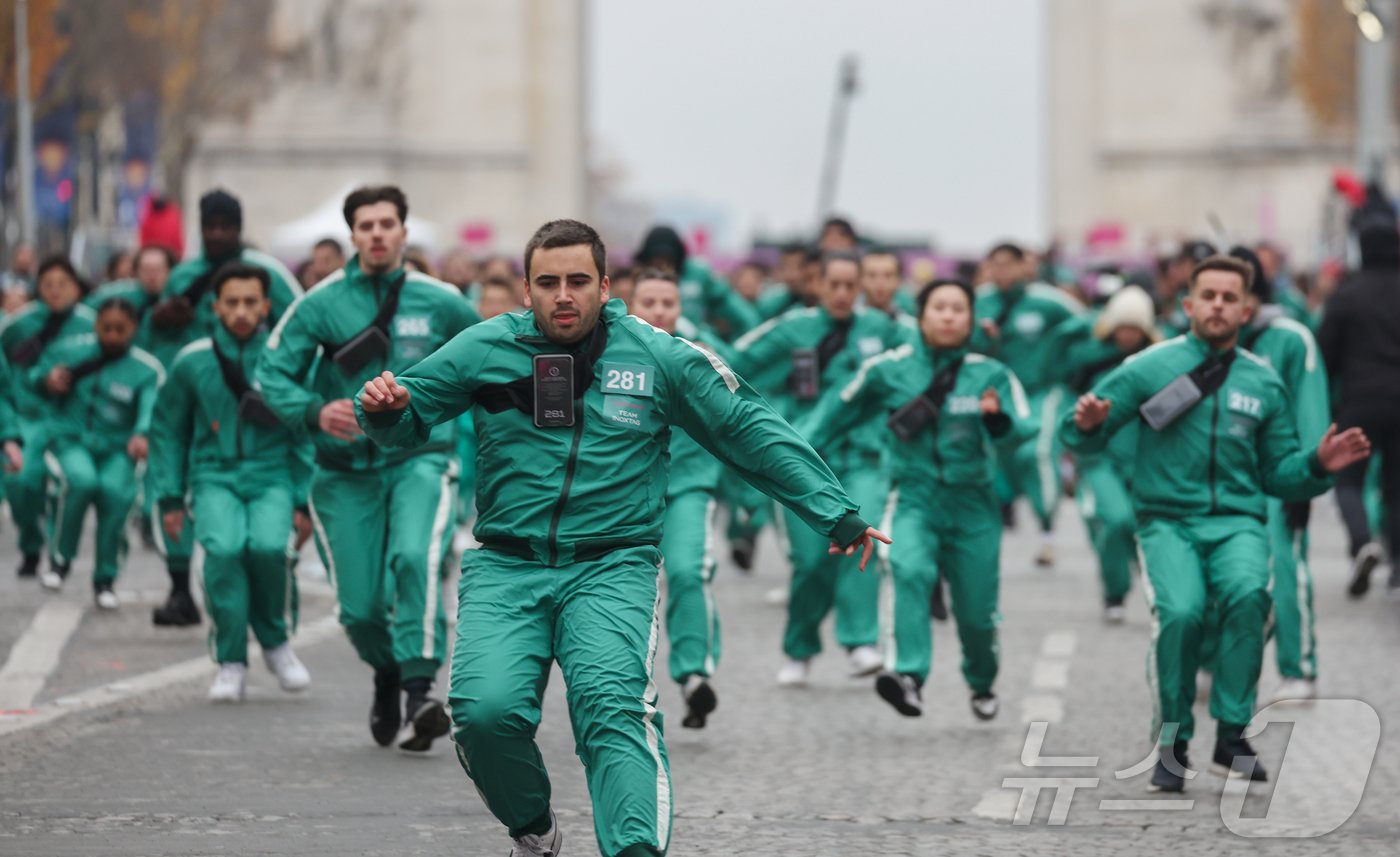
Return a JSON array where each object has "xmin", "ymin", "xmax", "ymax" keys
[
  {"xmin": 393, "ymin": 316, "xmax": 433, "ymax": 362},
  {"xmin": 858, "ymin": 336, "xmax": 885, "ymax": 357},
  {"xmin": 1013, "ymin": 311, "xmax": 1045, "ymax": 337},
  {"xmin": 946, "ymin": 395, "xmax": 980, "ymax": 415},
  {"xmin": 1226, "ymin": 389, "xmax": 1263, "ymax": 438}
]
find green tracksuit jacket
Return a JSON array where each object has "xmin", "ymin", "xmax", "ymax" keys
[
  {"xmin": 1058, "ymin": 331, "xmax": 1333, "ymax": 744},
  {"xmin": 147, "ymin": 247, "xmax": 301, "ymax": 368},
  {"xmin": 801, "ymin": 341, "xmax": 1036, "ymax": 689},
  {"xmin": 731, "ymin": 305, "xmax": 911, "ymax": 658},
  {"xmin": 678, "ymin": 258, "xmax": 761, "ymax": 338},
  {"xmin": 357, "ymin": 299, "xmax": 866, "ymax": 857},
  {"xmin": 0, "ymin": 302, "xmax": 96, "ymax": 557},
  {"xmin": 0, "ymin": 349, "xmax": 19, "ymax": 444},
  {"xmin": 84, "ymin": 279, "xmax": 161, "ymax": 352},
  {"xmin": 256, "ymin": 256, "xmax": 480, "ymax": 681},
  {"xmin": 27, "ymin": 339, "xmax": 163, "ymax": 582},
  {"xmin": 973, "ymin": 281, "xmax": 1084, "ymax": 529},
  {"xmin": 151, "ymin": 326, "xmax": 314, "ymax": 664}
]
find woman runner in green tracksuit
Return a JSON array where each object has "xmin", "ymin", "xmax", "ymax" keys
[
  {"xmin": 800, "ymin": 279, "xmax": 1036, "ymax": 720},
  {"xmin": 28, "ymin": 297, "xmax": 164, "ymax": 604}
]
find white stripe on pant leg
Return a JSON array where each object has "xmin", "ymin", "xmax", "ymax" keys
[
  {"xmin": 878, "ymin": 487, "xmax": 900, "ymax": 672},
  {"xmin": 1135, "ymin": 536, "xmax": 1164, "ymax": 742},
  {"xmin": 306, "ymin": 491, "xmax": 337, "ymax": 590},
  {"xmin": 1295, "ymin": 528, "xmax": 1315, "ymax": 680},
  {"xmin": 42, "ymin": 451, "xmax": 69, "ymax": 565},
  {"xmin": 421, "ymin": 466, "xmax": 455, "ymax": 661},
  {"xmin": 642, "ymin": 576, "xmax": 672, "ymax": 849},
  {"xmin": 284, "ymin": 530, "xmax": 298, "ymax": 634},
  {"xmin": 191, "ymin": 542, "xmax": 215, "ymax": 662},
  {"xmin": 701, "ymin": 496, "xmax": 719, "ymax": 676},
  {"xmin": 1036, "ymin": 388, "xmax": 1064, "ymax": 519}
]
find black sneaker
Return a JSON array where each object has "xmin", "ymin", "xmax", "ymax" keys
[
  {"xmin": 970, "ymin": 692, "xmax": 999, "ymax": 721},
  {"xmin": 1148, "ymin": 741, "xmax": 1192, "ymax": 793},
  {"xmin": 152, "ymin": 591, "xmax": 202, "ymax": 627},
  {"xmin": 398, "ymin": 696, "xmax": 451, "ymax": 752},
  {"xmin": 929, "ymin": 579, "xmax": 949, "ymax": 623},
  {"xmin": 1348, "ymin": 542, "xmax": 1385, "ymax": 598},
  {"xmin": 875, "ymin": 671, "xmax": 923, "ymax": 717},
  {"xmin": 681, "ymin": 676, "xmax": 718, "ymax": 729},
  {"xmin": 1212, "ymin": 729, "xmax": 1268, "ymax": 782},
  {"xmin": 16, "ymin": 554, "xmax": 39, "ymax": 578},
  {"xmin": 730, "ymin": 538, "xmax": 755, "ymax": 573},
  {"xmin": 1000, "ymin": 502, "xmax": 1016, "ymax": 530},
  {"xmin": 370, "ymin": 666, "xmax": 402, "ymax": 747}
]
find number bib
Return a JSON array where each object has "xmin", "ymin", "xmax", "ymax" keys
[{"xmin": 600, "ymin": 362, "xmax": 655, "ymax": 397}]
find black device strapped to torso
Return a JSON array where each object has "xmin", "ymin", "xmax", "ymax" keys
[
  {"xmin": 1139, "ymin": 349, "xmax": 1236, "ymax": 431},
  {"xmin": 329, "ymin": 273, "xmax": 406, "ymax": 375},
  {"xmin": 886, "ymin": 357, "xmax": 965, "ymax": 441},
  {"xmin": 211, "ymin": 339, "xmax": 281, "ymax": 428}
]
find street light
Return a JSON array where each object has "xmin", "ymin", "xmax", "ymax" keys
[{"xmin": 1346, "ymin": 0, "xmax": 1387, "ymax": 42}]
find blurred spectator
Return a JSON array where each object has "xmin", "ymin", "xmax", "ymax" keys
[
  {"xmin": 5, "ymin": 242, "xmax": 37, "ymax": 294},
  {"xmin": 139, "ymin": 193, "xmax": 184, "ymax": 259},
  {"xmin": 477, "ymin": 277, "xmax": 523, "ymax": 320},
  {"xmin": 440, "ymin": 247, "xmax": 479, "ymax": 292},
  {"xmin": 729, "ymin": 260, "xmax": 768, "ymax": 303},
  {"xmin": 609, "ymin": 266, "xmax": 636, "ymax": 306},
  {"xmin": 480, "ymin": 254, "xmax": 520, "ymax": 285},
  {"xmin": 404, "ymin": 246, "xmax": 436, "ymax": 277},
  {"xmin": 134, "ymin": 245, "xmax": 175, "ymax": 300},
  {"xmin": 307, "ymin": 237, "xmax": 345, "ymax": 287},
  {"xmin": 106, "ymin": 249, "xmax": 134, "ymax": 283},
  {"xmin": 1318, "ymin": 185, "xmax": 1400, "ymax": 595},
  {"xmin": 817, "ymin": 216, "xmax": 859, "ymax": 252},
  {"xmin": 1, "ymin": 285, "xmax": 28, "ymax": 316}
]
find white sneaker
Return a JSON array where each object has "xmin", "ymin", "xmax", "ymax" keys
[
  {"xmin": 262, "ymin": 643, "xmax": 311, "ymax": 692},
  {"xmin": 1035, "ymin": 542, "xmax": 1056, "ymax": 568},
  {"xmin": 94, "ymin": 586, "xmax": 120, "ymax": 610},
  {"xmin": 1103, "ymin": 603, "xmax": 1127, "ymax": 624},
  {"xmin": 776, "ymin": 658, "xmax": 810, "ymax": 687},
  {"xmin": 510, "ymin": 809, "xmax": 562, "ymax": 856},
  {"xmin": 1272, "ymin": 678, "xmax": 1317, "ymax": 704},
  {"xmin": 847, "ymin": 644, "xmax": 883, "ymax": 677},
  {"xmin": 1195, "ymin": 669, "xmax": 1213, "ymax": 703},
  {"xmin": 39, "ymin": 569, "xmax": 64, "ymax": 591},
  {"xmin": 209, "ymin": 663, "xmax": 247, "ymax": 703},
  {"xmin": 971, "ymin": 692, "xmax": 1000, "ymax": 721},
  {"xmin": 763, "ymin": 586, "xmax": 789, "ymax": 606}
]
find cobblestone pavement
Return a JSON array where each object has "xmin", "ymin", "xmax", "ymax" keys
[{"xmin": 1, "ymin": 498, "xmax": 1397, "ymax": 856}]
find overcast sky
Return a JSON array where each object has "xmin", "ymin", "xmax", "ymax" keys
[{"xmin": 588, "ymin": 0, "xmax": 1045, "ymax": 254}]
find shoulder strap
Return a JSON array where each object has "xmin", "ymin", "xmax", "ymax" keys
[
  {"xmin": 993, "ymin": 289, "xmax": 1025, "ymax": 329},
  {"xmin": 330, "ymin": 272, "xmax": 406, "ymax": 353},
  {"xmin": 210, "ymin": 340, "xmax": 253, "ymax": 400},
  {"xmin": 66, "ymin": 348, "xmax": 125, "ymax": 384},
  {"xmin": 474, "ymin": 318, "xmax": 610, "ymax": 415},
  {"xmin": 815, "ymin": 317, "xmax": 854, "ymax": 373},
  {"xmin": 1192, "ymin": 348, "xmax": 1236, "ymax": 399},
  {"xmin": 9, "ymin": 310, "xmax": 72, "ymax": 367}
]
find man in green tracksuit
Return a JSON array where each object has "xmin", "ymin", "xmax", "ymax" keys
[
  {"xmin": 146, "ymin": 190, "xmax": 303, "ymax": 627},
  {"xmin": 1, "ymin": 350, "xmax": 22, "ymax": 478},
  {"xmin": 29, "ymin": 298, "xmax": 164, "ymax": 604},
  {"xmin": 1229, "ymin": 246, "xmax": 1330, "ymax": 699},
  {"xmin": 800, "ymin": 279, "xmax": 1036, "ymax": 721},
  {"xmin": 633, "ymin": 225, "xmax": 760, "ymax": 339},
  {"xmin": 1059, "ymin": 255, "xmax": 1370, "ymax": 792},
  {"xmin": 972, "ymin": 242, "xmax": 1084, "ymax": 567},
  {"xmin": 150, "ymin": 263, "xmax": 315, "ymax": 703},
  {"xmin": 0, "ymin": 256, "xmax": 96, "ymax": 577},
  {"xmin": 84, "ymin": 245, "xmax": 174, "ymax": 348},
  {"xmin": 1061, "ymin": 285, "xmax": 1160, "ymax": 621},
  {"xmin": 628, "ymin": 270, "xmax": 736, "ymax": 730},
  {"xmin": 257, "ymin": 185, "xmax": 480, "ymax": 752},
  {"xmin": 731, "ymin": 251, "xmax": 911, "ymax": 687},
  {"xmin": 357, "ymin": 219, "xmax": 887, "ymax": 857}
]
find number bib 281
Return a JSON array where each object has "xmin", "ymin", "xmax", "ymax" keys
[{"xmin": 600, "ymin": 362, "xmax": 654, "ymax": 397}]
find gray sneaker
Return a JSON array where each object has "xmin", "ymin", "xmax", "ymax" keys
[{"xmin": 510, "ymin": 810, "xmax": 562, "ymax": 856}]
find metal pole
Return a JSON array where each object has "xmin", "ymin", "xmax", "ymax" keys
[
  {"xmin": 14, "ymin": 0, "xmax": 38, "ymax": 246},
  {"xmin": 1356, "ymin": 0, "xmax": 1395, "ymax": 182},
  {"xmin": 816, "ymin": 55, "xmax": 859, "ymax": 220}
]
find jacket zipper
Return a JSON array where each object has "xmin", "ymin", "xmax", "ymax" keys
[
  {"xmin": 85, "ymin": 368, "xmax": 101, "ymax": 431},
  {"xmin": 547, "ymin": 416, "xmax": 587, "ymax": 566},
  {"xmin": 930, "ymin": 355, "xmax": 944, "ymax": 479},
  {"xmin": 235, "ymin": 340, "xmax": 245, "ymax": 460},
  {"xmin": 1208, "ymin": 390, "xmax": 1220, "ymax": 513}
]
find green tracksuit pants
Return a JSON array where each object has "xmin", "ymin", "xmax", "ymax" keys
[
  {"xmin": 721, "ymin": 473, "xmax": 770, "ymax": 546},
  {"xmin": 1136, "ymin": 515, "xmax": 1270, "ymax": 745},
  {"xmin": 5, "ymin": 420, "xmax": 47, "ymax": 557},
  {"xmin": 780, "ymin": 461, "xmax": 884, "ymax": 660},
  {"xmin": 449, "ymin": 545, "xmax": 672, "ymax": 857},
  {"xmin": 1266, "ymin": 498, "xmax": 1316, "ymax": 680},
  {"xmin": 149, "ymin": 469, "xmax": 195, "ymax": 577},
  {"xmin": 307, "ymin": 453, "xmax": 455, "ymax": 681},
  {"xmin": 192, "ymin": 474, "xmax": 298, "ymax": 664},
  {"xmin": 996, "ymin": 387, "xmax": 1063, "ymax": 532},
  {"xmin": 877, "ymin": 481, "xmax": 1001, "ymax": 692},
  {"xmin": 1075, "ymin": 460, "xmax": 1135, "ymax": 603},
  {"xmin": 660, "ymin": 490, "xmax": 720, "ymax": 683},
  {"xmin": 43, "ymin": 440, "xmax": 136, "ymax": 584}
]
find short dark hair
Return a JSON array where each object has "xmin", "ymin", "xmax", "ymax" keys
[
  {"xmin": 917, "ymin": 278, "xmax": 975, "ymax": 315},
  {"xmin": 779, "ymin": 241, "xmax": 808, "ymax": 258},
  {"xmin": 37, "ymin": 254, "xmax": 88, "ymax": 293},
  {"xmin": 343, "ymin": 185, "xmax": 408, "ymax": 228},
  {"xmin": 1190, "ymin": 255, "xmax": 1253, "ymax": 292},
  {"xmin": 96, "ymin": 296, "xmax": 140, "ymax": 322},
  {"xmin": 314, "ymin": 237, "xmax": 345, "ymax": 255},
  {"xmin": 480, "ymin": 277, "xmax": 517, "ymax": 294},
  {"xmin": 862, "ymin": 247, "xmax": 903, "ymax": 277},
  {"xmin": 633, "ymin": 268, "xmax": 679, "ymax": 287},
  {"xmin": 987, "ymin": 242, "xmax": 1025, "ymax": 261},
  {"xmin": 212, "ymin": 261, "xmax": 271, "ymax": 298},
  {"xmin": 106, "ymin": 250, "xmax": 132, "ymax": 279},
  {"xmin": 819, "ymin": 250, "xmax": 861, "ymax": 277},
  {"xmin": 820, "ymin": 216, "xmax": 857, "ymax": 242},
  {"xmin": 134, "ymin": 244, "xmax": 175, "ymax": 271},
  {"xmin": 523, "ymin": 219, "xmax": 607, "ymax": 281}
]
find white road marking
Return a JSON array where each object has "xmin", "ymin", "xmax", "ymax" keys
[{"xmin": 0, "ymin": 600, "xmax": 86, "ymax": 711}]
